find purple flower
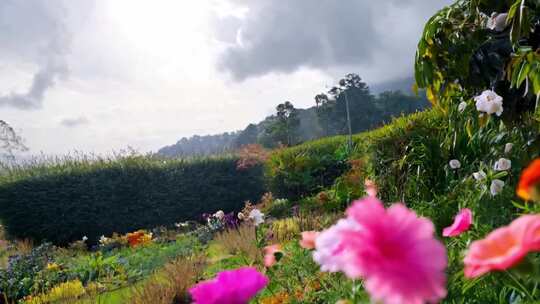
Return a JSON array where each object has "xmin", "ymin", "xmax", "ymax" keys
[
  {"xmin": 189, "ymin": 267, "xmax": 268, "ymax": 304},
  {"xmin": 223, "ymin": 212, "xmax": 240, "ymax": 229}
]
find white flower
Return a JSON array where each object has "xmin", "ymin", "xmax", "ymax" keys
[
  {"xmin": 458, "ymin": 101, "xmax": 467, "ymax": 113},
  {"xmin": 473, "ymin": 170, "xmax": 487, "ymax": 181},
  {"xmin": 99, "ymin": 235, "xmax": 108, "ymax": 244},
  {"xmin": 237, "ymin": 212, "xmax": 245, "ymax": 220},
  {"xmin": 449, "ymin": 159, "xmax": 461, "ymax": 169},
  {"xmin": 490, "ymin": 179, "xmax": 505, "ymax": 196},
  {"xmin": 487, "ymin": 13, "xmax": 508, "ymax": 32},
  {"xmin": 214, "ymin": 210, "xmax": 225, "ymax": 220},
  {"xmin": 175, "ymin": 222, "xmax": 188, "ymax": 228},
  {"xmin": 504, "ymin": 143, "xmax": 513, "ymax": 154},
  {"xmin": 474, "ymin": 90, "xmax": 503, "ymax": 116},
  {"xmin": 494, "ymin": 158, "xmax": 512, "ymax": 171},
  {"xmin": 82, "ymin": 236, "xmax": 88, "ymax": 242},
  {"xmin": 248, "ymin": 209, "xmax": 265, "ymax": 226}
]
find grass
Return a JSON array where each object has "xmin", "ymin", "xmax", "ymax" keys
[{"xmin": 214, "ymin": 225, "xmax": 261, "ymax": 260}]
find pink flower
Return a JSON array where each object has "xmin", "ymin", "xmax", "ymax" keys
[
  {"xmin": 189, "ymin": 267, "xmax": 268, "ymax": 304},
  {"xmin": 313, "ymin": 218, "xmax": 359, "ymax": 273},
  {"xmin": 313, "ymin": 197, "xmax": 447, "ymax": 304},
  {"xmin": 443, "ymin": 208, "xmax": 473, "ymax": 237},
  {"xmin": 464, "ymin": 215, "xmax": 540, "ymax": 278},
  {"xmin": 263, "ymin": 244, "xmax": 282, "ymax": 267},
  {"xmin": 364, "ymin": 179, "xmax": 378, "ymax": 197},
  {"xmin": 299, "ymin": 231, "xmax": 320, "ymax": 249}
]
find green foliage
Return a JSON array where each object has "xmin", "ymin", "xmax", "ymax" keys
[
  {"xmin": 265, "ymin": 198, "xmax": 291, "ymax": 218},
  {"xmin": 415, "ymin": 0, "xmax": 540, "ymax": 117},
  {"xmin": 259, "ymin": 242, "xmax": 368, "ymax": 303},
  {"xmin": 63, "ymin": 235, "xmax": 198, "ymax": 290},
  {"xmin": 0, "ymin": 155, "xmax": 265, "ymax": 245},
  {"xmin": 265, "ymin": 137, "xmax": 350, "ymax": 200},
  {"xmin": 263, "ymin": 101, "xmax": 301, "ymax": 147},
  {"xmin": 266, "ymin": 109, "xmax": 444, "ymax": 201}
]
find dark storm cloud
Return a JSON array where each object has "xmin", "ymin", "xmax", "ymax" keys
[
  {"xmin": 60, "ymin": 116, "xmax": 89, "ymax": 128},
  {"xmin": 216, "ymin": 0, "xmax": 453, "ymax": 81},
  {"xmin": 0, "ymin": 0, "xmax": 70, "ymax": 109}
]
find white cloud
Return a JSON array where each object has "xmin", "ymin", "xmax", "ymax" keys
[{"xmin": 1, "ymin": 0, "xmax": 451, "ymax": 155}]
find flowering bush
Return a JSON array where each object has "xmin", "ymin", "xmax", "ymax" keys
[
  {"xmin": 236, "ymin": 144, "xmax": 270, "ymax": 170},
  {"xmin": 0, "ymin": 243, "xmax": 54, "ymax": 302},
  {"xmin": 23, "ymin": 280, "xmax": 85, "ymax": 304},
  {"xmin": 126, "ymin": 230, "xmax": 153, "ymax": 247}
]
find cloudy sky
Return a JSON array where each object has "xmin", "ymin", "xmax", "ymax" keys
[{"xmin": 0, "ymin": 0, "xmax": 451, "ymax": 155}]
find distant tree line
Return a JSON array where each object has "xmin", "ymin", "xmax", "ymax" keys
[{"xmin": 157, "ymin": 74, "xmax": 429, "ymax": 157}]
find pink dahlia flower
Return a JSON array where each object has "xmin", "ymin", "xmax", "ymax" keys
[
  {"xmin": 189, "ymin": 267, "xmax": 268, "ymax": 304},
  {"xmin": 313, "ymin": 218, "xmax": 359, "ymax": 273},
  {"xmin": 263, "ymin": 244, "xmax": 282, "ymax": 267},
  {"xmin": 299, "ymin": 231, "xmax": 320, "ymax": 249},
  {"xmin": 443, "ymin": 208, "xmax": 473, "ymax": 237},
  {"xmin": 464, "ymin": 214, "xmax": 540, "ymax": 278},
  {"xmin": 313, "ymin": 197, "xmax": 447, "ymax": 304}
]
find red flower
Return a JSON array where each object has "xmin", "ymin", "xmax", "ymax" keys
[{"xmin": 517, "ymin": 159, "xmax": 540, "ymax": 201}]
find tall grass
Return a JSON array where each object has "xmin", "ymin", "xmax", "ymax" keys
[
  {"xmin": 214, "ymin": 225, "xmax": 261, "ymax": 265},
  {"xmin": 129, "ymin": 255, "xmax": 206, "ymax": 304}
]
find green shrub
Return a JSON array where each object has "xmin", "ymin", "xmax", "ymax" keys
[
  {"xmin": 265, "ymin": 109, "xmax": 444, "ymax": 202},
  {"xmin": 265, "ymin": 198, "xmax": 291, "ymax": 218},
  {"xmin": 0, "ymin": 156, "xmax": 265, "ymax": 245},
  {"xmin": 265, "ymin": 138, "xmax": 350, "ymax": 200}
]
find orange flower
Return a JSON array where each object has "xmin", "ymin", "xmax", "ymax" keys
[
  {"xmin": 263, "ymin": 244, "xmax": 282, "ymax": 267},
  {"xmin": 260, "ymin": 292, "xmax": 290, "ymax": 304},
  {"xmin": 464, "ymin": 215, "xmax": 540, "ymax": 278},
  {"xmin": 126, "ymin": 230, "xmax": 152, "ymax": 247},
  {"xmin": 299, "ymin": 231, "xmax": 319, "ymax": 249},
  {"xmin": 517, "ymin": 159, "xmax": 540, "ymax": 201}
]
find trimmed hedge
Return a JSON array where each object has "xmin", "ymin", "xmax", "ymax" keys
[{"xmin": 0, "ymin": 156, "xmax": 265, "ymax": 245}]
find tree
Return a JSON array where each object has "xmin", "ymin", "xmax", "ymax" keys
[
  {"xmin": 329, "ymin": 74, "xmax": 376, "ymax": 133},
  {"xmin": 259, "ymin": 101, "xmax": 300, "ymax": 147},
  {"xmin": 234, "ymin": 124, "xmax": 259, "ymax": 148},
  {"xmin": 314, "ymin": 93, "xmax": 334, "ymax": 136},
  {"xmin": 275, "ymin": 101, "xmax": 300, "ymax": 146},
  {"xmin": 0, "ymin": 120, "xmax": 27, "ymax": 160}
]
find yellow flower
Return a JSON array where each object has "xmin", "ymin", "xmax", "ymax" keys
[{"xmin": 46, "ymin": 263, "xmax": 60, "ymax": 271}]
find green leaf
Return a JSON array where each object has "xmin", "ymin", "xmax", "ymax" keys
[{"xmin": 492, "ymin": 171, "xmax": 509, "ymax": 179}]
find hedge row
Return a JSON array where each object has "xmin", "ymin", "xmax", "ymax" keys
[{"xmin": 0, "ymin": 156, "xmax": 265, "ymax": 245}]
